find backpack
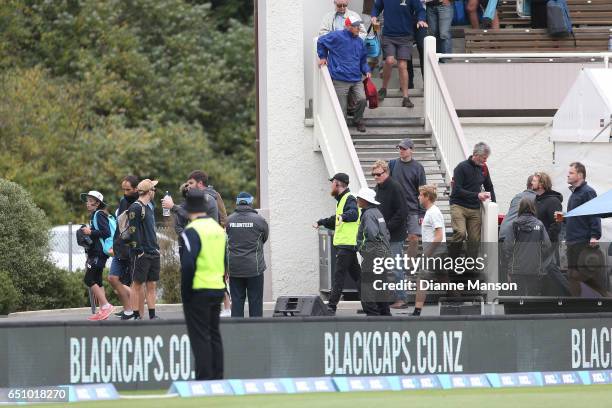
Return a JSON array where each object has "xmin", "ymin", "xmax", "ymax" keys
[
  {"xmin": 92, "ymin": 210, "xmax": 117, "ymax": 256},
  {"xmin": 117, "ymin": 203, "xmax": 145, "ymax": 242},
  {"xmin": 547, "ymin": 0, "xmax": 573, "ymax": 37},
  {"xmin": 389, "ymin": 159, "xmax": 397, "ymax": 175}
]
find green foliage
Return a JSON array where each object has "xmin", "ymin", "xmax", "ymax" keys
[
  {"xmin": 0, "ymin": 178, "xmax": 87, "ymax": 311},
  {"xmin": 0, "ymin": 0, "xmax": 256, "ymax": 224},
  {"xmin": 0, "ymin": 270, "xmax": 19, "ymax": 315}
]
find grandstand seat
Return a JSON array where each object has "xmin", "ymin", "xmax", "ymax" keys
[
  {"xmin": 464, "ymin": 27, "xmax": 612, "ymax": 52},
  {"xmin": 499, "ymin": 0, "xmax": 612, "ymax": 28}
]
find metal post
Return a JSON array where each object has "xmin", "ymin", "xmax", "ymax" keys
[{"xmin": 68, "ymin": 222, "xmax": 73, "ymax": 274}]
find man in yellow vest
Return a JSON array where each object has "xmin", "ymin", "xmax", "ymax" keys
[
  {"xmin": 313, "ymin": 172, "xmax": 361, "ymax": 315},
  {"xmin": 179, "ymin": 189, "xmax": 226, "ymax": 380}
]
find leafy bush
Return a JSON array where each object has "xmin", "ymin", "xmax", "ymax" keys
[{"xmin": 0, "ymin": 270, "xmax": 19, "ymax": 315}]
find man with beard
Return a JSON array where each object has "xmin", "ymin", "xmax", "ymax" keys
[
  {"xmin": 314, "ymin": 173, "xmax": 361, "ymax": 315},
  {"xmin": 110, "ymin": 175, "xmax": 139, "ymax": 319}
]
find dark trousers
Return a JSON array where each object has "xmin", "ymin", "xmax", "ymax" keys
[
  {"xmin": 229, "ymin": 275, "xmax": 264, "ymax": 317},
  {"xmin": 407, "ymin": 26, "xmax": 427, "ymax": 87},
  {"xmin": 362, "ymin": 301, "xmax": 392, "ymax": 316},
  {"xmin": 183, "ymin": 292, "xmax": 224, "ymax": 380},
  {"xmin": 329, "ymin": 248, "xmax": 361, "ymax": 309}
]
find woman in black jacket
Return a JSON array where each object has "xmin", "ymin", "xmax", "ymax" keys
[{"xmin": 503, "ymin": 198, "xmax": 551, "ymax": 296}]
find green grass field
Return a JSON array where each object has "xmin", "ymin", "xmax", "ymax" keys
[{"xmin": 46, "ymin": 384, "xmax": 612, "ymax": 408}]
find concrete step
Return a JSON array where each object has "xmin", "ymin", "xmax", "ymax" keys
[
  {"xmin": 350, "ymin": 127, "xmax": 430, "ymax": 136},
  {"xmin": 360, "ymin": 117, "xmax": 425, "ymax": 127},
  {"xmin": 358, "ymin": 155, "xmax": 440, "ymax": 164},
  {"xmin": 378, "ymin": 96, "xmax": 424, "ymax": 108},
  {"xmin": 376, "ymin": 88, "xmax": 424, "ymax": 98},
  {"xmin": 364, "ymin": 105, "xmax": 423, "ymax": 119}
]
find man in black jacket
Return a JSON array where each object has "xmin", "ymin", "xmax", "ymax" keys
[
  {"xmin": 109, "ymin": 175, "xmax": 139, "ymax": 319},
  {"xmin": 373, "ymin": 160, "xmax": 409, "ymax": 308},
  {"xmin": 314, "ymin": 173, "xmax": 361, "ymax": 314},
  {"xmin": 449, "ymin": 142, "xmax": 496, "ymax": 248},
  {"xmin": 532, "ymin": 172, "xmax": 563, "ymax": 265},
  {"xmin": 226, "ymin": 192, "xmax": 269, "ymax": 318}
]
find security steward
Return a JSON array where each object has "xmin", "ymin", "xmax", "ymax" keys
[
  {"xmin": 179, "ymin": 189, "xmax": 226, "ymax": 380},
  {"xmin": 313, "ymin": 172, "xmax": 362, "ymax": 315}
]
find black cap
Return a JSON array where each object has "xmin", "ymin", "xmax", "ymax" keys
[
  {"xmin": 184, "ymin": 189, "xmax": 209, "ymax": 214},
  {"xmin": 329, "ymin": 172, "xmax": 350, "ymax": 185}
]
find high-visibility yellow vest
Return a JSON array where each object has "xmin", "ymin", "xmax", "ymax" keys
[
  {"xmin": 333, "ymin": 192, "xmax": 361, "ymax": 246},
  {"xmin": 186, "ymin": 217, "xmax": 226, "ymax": 290}
]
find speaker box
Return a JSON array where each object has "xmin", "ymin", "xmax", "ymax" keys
[{"xmin": 273, "ymin": 295, "xmax": 331, "ymax": 317}]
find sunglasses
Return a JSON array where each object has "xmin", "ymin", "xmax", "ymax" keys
[
  {"xmin": 371, "ymin": 172, "xmax": 385, "ymax": 177},
  {"xmin": 336, "ymin": 3, "xmax": 348, "ymax": 7}
]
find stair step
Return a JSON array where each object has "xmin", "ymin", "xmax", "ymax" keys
[
  {"xmin": 350, "ymin": 127, "xmax": 430, "ymax": 136},
  {"xmin": 364, "ymin": 106, "xmax": 424, "ymax": 118},
  {"xmin": 376, "ymin": 88, "xmax": 424, "ymax": 98},
  {"xmin": 360, "ymin": 117, "xmax": 425, "ymax": 127}
]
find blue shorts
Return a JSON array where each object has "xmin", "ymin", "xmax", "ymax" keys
[{"xmin": 109, "ymin": 257, "xmax": 132, "ymax": 286}]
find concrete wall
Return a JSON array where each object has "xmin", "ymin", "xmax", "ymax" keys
[
  {"xmin": 260, "ymin": 0, "xmax": 334, "ymax": 298},
  {"xmin": 460, "ymin": 118, "xmax": 555, "ymax": 215}
]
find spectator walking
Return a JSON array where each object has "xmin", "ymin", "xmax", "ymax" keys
[
  {"xmin": 449, "ymin": 142, "xmax": 495, "ymax": 253},
  {"xmin": 317, "ymin": 16, "xmax": 372, "ymax": 133},
  {"xmin": 80, "ymin": 191, "xmax": 114, "ymax": 321},
  {"xmin": 319, "ymin": 0, "xmax": 367, "ymax": 39},
  {"xmin": 503, "ymin": 198, "xmax": 551, "ymax": 296},
  {"xmin": 413, "ymin": 184, "xmax": 447, "ymax": 316},
  {"xmin": 555, "ymin": 162, "xmax": 601, "ymax": 275},
  {"xmin": 110, "ymin": 176, "xmax": 139, "ymax": 319},
  {"xmin": 371, "ymin": 0, "xmax": 427, "ymax": 108},
  {"xmin": 126, "ymin": 179, "xmax": 161, "ymax": 320},
  {"xmin": 533, "ymin": 171, "xmax": 563, "ymax": 264},
  {"xmin": 226, "ymin": 192, "xmax": 269, "ymax": 318},
  {"xmin": 499, "ymin": 175, "xmax": 536, "ymax": 243},
  {"xmin": 372, "ymin": 160, "xmax": 409, "ymax": 308},
  {"xmin": 389, "ymin": 138, "xmax": 426, "ymax": 304},
  {"xmin": 356, "ymin": 187, "xmax": 392, "ymax": 316},
  {"xmin": 426, "ymin": 0, "xmax": 454, "ymax": 54},
  {"xmin": 314, "ymin": 173, "xmax": 361, "ymax": 314},
  {"xmin": 467, "ymin": 0, "xmax": 500, "ymax": 29},
  {"xmin": 179, "ymin": 189, "xmax": 226, "ymax": 380},
  {"xmin": 162, "ymin": 170, "xmax": 228, "ymax": 234}
]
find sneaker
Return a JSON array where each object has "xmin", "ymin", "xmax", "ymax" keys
[
  {"xmin": 97, "ymin": 304, "xmax": 114, "ymax": 321},
  {"xmin": 220, "ymin": 309, "xmax": 231, "ymax": 317},
  {"xmin": 150, "ymin": 315, "xmax": 161, "ymax": 320},
  {"xmin": 355, "ymin": 120, "xmax": 366, "ymax": 133},
  {"xmin": 378, "ymin": 87, "xmax": 387, "ymax": 101},
  {"xmin": 87, "ymin": 312, "xmax": 102, "ymax": 321},
  {"xmin": 120, "ymin": 313, "xmax": 136, "ymax": 320},
  {"xmin": 402, "ymin": 97, "xmax": 414, "ymax": 108},
  {"xmin": 390, "ymin": 301, "xmax": 410, "ymax": 309},
  {"xmin": 114, "ymin": 310, "xmax": 124, "ymax": 317}
]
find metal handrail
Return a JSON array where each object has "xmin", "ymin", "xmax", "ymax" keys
[{"xmin": 436, "ymin": 52, "xmax": 612, "ymax": 68}]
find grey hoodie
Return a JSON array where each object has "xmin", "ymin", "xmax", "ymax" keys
[
  {"xmin": 226, "ymin": 205, "xmax": 269, "ymax": 278},
  {"xmin": 357, "ymin": 206, "xmax": 390, "ymax": 252}
]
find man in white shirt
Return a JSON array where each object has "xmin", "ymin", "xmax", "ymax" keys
[
  {"xmin": 414, "ymin": 184, "xmax": 447, "ymax": 316},
  {"xmin": 319, "ymin": 0, "xmax": 367, "ymax": 40}
]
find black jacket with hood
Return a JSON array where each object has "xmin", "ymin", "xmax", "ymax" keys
[
  {"xmin": 503, "ymin": 213, "xmax": 551, "ymax": 276},
  {"xmin": 535, "ymin": 189, "xmax": 563, "ymax": 242}
]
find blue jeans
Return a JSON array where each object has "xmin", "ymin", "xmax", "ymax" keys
[
  {"xmin": 390, "ymin": 241, "xmax": 407, "ymax": 302},
  {"xmin": 427, "ymin": 4, "xmax": 454, "ymax": 54}
]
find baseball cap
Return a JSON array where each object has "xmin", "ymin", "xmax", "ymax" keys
[
  {"xmin": 329, "ymin": 172, "xmax": 350, "ymax": 185},
  {"xmin": 397, "ymin": 138, "xmax": 415, "ymax": 150},
  {"xmin": 80, "ymin": 190, "xmax": 107, "ymax": 208},
  {"xmin": 344, "ymin": 16, "xmax": 362, "ymax": 27},
  {"xmin": 236, "ymin": 192, "xmax": 254, "ymax": 205},
  {"xmin": 137, "ymin": 179, "xmax": 158, "ymax": 193}
]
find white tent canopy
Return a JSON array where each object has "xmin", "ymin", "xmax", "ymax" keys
[{"xmin": 552, "ymin": 68, "xmax": 612, "ymax": 143}]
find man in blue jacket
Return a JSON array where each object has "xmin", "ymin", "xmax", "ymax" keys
[
  {"xmin": 555, "ymin": 162, "xmax": 601, "ymax": 275},
  {"xmin": 317, "ymin": 15, "xmax": 371, "ymax": 133},
  {"xmin": 371, "ymin": 0, "xmax": 427, "ymax": 109}
]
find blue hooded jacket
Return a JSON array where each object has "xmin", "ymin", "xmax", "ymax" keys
[{"xmin": 317, "ymin": 29, "xmax": 370, "ymax": 83}]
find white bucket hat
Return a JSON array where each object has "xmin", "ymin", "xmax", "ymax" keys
[
  {"xmin": 356, "ymin": 187, "xmax": 380, "ymax": 205},
  {"xmin": 80, "ymin": 190, "xmax": 107, "ymax": 208}
]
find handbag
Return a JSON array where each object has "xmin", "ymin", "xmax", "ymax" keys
[{"xmin": 364, "ymin": 24, "xmax": 381, "ymax": 58}]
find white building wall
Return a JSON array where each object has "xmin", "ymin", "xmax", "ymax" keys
[
  {"xmin": 261, "ymin": 0, "xmax": 334, "ymax": 297},
  {"xmin": 460, "ymin": 118, "xmax": 555, "ymax": 215}
]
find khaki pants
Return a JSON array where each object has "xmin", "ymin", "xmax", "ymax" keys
[{"xmin": 450, "ymin": 204, "xmax": 481, "ymax": 243}]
